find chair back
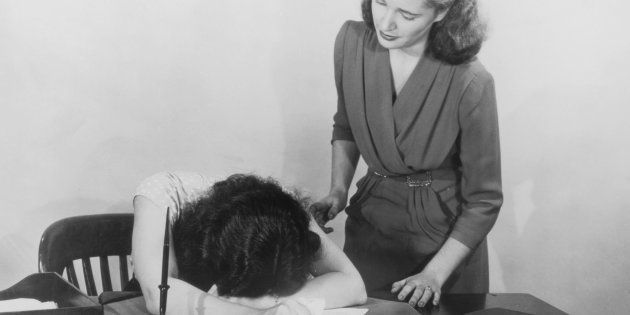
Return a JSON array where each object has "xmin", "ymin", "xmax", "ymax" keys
[{"xmin": 38, "ymin": 213, "xmax": 134, "ymax": 296}]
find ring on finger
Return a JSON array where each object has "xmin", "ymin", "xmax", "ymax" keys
[{"xmin": 424, "ymin": 286, "xmax": 432, "ymax": 292}]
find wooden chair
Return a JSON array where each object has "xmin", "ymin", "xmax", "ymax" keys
[{"xmin": 38, "ymin": 213, "xmax": 134, "ymax": 296}]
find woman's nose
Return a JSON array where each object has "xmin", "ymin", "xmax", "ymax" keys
[{"xmin": 381, "ymin": 9, "xmax": 396, "ymax": 31}]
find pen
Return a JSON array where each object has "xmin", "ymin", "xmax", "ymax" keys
[{"xmin": 159, "ymin": 208, "xmax": 170, "ymax": 315}]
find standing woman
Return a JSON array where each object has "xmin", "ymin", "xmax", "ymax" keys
[{"xmin": 310, "ymin": 0, "xmax": 502, "ymax": 309}]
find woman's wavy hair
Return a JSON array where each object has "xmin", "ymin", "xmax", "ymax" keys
[
  {"xmin": 172, "ymin": 174, "xmax": 321, "ymax": 298},
  {"xmin": 361, "ymin": 0, "xmax": 487, "ymax": 64}
]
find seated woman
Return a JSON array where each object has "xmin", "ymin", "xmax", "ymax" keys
[{"xmin": 132, "ymin": 171, "xmax": 367, "ymax": 315}]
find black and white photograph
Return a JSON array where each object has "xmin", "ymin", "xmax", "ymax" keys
[{"xmin": 1, "ymin": 0, "xmax": 628, "ymax": 314}]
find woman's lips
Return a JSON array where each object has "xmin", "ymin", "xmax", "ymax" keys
[{"xmin": 379, "ymin": 30, "xmax": 398, "ymax": 41}]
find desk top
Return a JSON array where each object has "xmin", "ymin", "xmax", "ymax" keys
[
  {"xmin": 101, "ymin": 293, "xmax": 567, "ymax": 315},
  {"xmin": 2, "ymin": 274, "xmax": 567, "ymax": 315},
  {"xmin": 422, "ymin": 293, "xmax": 567, "ymax": 315}
]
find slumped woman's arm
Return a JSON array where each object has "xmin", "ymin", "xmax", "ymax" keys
[
  {"xmin": 281, "ymin": 219, "xmax": 367, "ymax": 308},
  {"xmin": 214, "ymin": 203, "xmax": 368, "ymax": 310},
  {"xmin": 133, "ymin": 183, "xmax": 364, "ymax": 313},
  {"xmin": 132, "ymin": 196, "xmax": 310, "ymax": 315}
]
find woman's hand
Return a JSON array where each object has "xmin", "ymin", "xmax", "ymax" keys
[
  {"xmin": 221, "ymin": 295, "xmax": 313, "ymax": 315},
  {"xmin": 391, "ymin": 269, "xmax": 443, "ymax": 308},
  {"xmin": 261, "ymin": 300, "xmax": 313, "ymax": 315},
  {"xmin": 308, "ymin": 190, "xmax": 348, "ymax": 233},
  {"xmin": 220, "ymin": 295, "xmax": 278, "ymax": 310}
]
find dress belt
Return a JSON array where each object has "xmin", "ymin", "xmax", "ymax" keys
[{"xmin": 370, "ymin": 168, "xmax": 458, "ymax": 188}]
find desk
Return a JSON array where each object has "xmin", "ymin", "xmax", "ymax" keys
[
  {"xmin": 2, "ymin": 274, "xmax": 567, "ymax": 314},
  {"xmin": 419, "ymin": 294, "xmax": 567, "ymax": 315},
  {"xmin": 101, "ymin": 294, "xmax": 567, "ymax": 315}
]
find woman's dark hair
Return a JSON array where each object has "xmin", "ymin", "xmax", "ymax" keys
[
  {"xmin": 172, "ymin": 174, "xmax": 321, "ymax": 298},
  {"xmin": 361, "ymin": 0, "xmax": 487, "ymax": 64}
]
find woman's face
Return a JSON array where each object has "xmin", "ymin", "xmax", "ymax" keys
[{"xmin": 371, "ymin": 0, "xmax": 447, "ymax": 53}]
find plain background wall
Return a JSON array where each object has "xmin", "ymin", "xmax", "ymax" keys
[{"xmin": 1, "ymin": 0, "xmax": 629, "ymax": 314}]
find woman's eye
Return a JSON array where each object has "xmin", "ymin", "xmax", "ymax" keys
[
  {"xmin": 401, "ymin": 13, "xmax": 417, "ymax": 21},
  {"xmin": 374, "ymin": 0, "xmax": 386, "ymax": 6}
]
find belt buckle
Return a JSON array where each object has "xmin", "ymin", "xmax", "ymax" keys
[{"xmin": 406, "ymin": 173, "xmax": 432, "ymax": 188}]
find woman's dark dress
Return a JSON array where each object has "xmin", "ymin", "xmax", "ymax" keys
[{"xmin": 331, "ymin": 21, "xmax": 502, "ymax": 297}]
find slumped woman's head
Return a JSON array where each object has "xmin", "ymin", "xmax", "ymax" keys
[
  {"xmin": 362, "ymin": 0, "xmax": 487, "ymax": 64},
  {"xmin": 172, "ymin": 174, "xmax": 321, "ymax": 298}
]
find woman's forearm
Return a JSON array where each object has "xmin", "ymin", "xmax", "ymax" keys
[
  {"xmin": 144, "ymin": 278, "xmax": 262, "ymax": 315},
  {"xmin": 282, "ymin": 219, "xmax": 367, "ymax": 309},
  {"xmin": 133, "ymin": 196, "xmax": 264, "ymax": 315},
  {"xmin": 330, "ymin": 140, "xmax": 360, "ymax": 194},
  {"xmin": 298, "ymin": 140, "xmax": 365, "ymax": 308},
  {"xmin": 286, "ymin": 271, "xmax": 367, "ymax": 309},
  {"xmin": 424, "ymin": 237, "xmax": 471, "ymax": 286}
]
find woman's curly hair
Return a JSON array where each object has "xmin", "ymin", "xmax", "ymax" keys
[
  {"xmin": 361, "ymin": 0, "xmax": 487, "ymax": 64},
  {"xmin": 172, "ymin": 174, "xmax": 321, "ymax": 298}
]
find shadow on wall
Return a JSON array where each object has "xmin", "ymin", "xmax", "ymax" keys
[
  {"xmin": 493, "ymin": 84, "xmax": 630, "ymax": 315},
  {"xmin": 0, "ymin": 198, "xmax": 130, "ymax": 288}
]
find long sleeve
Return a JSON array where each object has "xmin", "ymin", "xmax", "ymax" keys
[
  {"xmin": 450, "ymin": 72, "xmax": 503, "ymax": 249},
  {"xmin": 332, "ymin": 21, "xmax": 355, "ymax": 143}
]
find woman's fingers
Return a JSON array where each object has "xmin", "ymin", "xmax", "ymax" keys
[
  {"xmin": 308, "ymin": 200, "xmax": 336, "ymax": 233},
  {"xmin": 396, "ymin": 283, "xmax": 415, "ymax": 301},
  {"xmin": 308, "ymin": 202, "xmax": 324, "ymax": 218},
  {"xmin": 391, "ymin": 279, "xmax": 406, "ymax": 293},
  {"xmin": 327, "ymin": 202, "xmax": 341, "ymax": 220},
  {"xmin": 407, "ymin": 286, "xmax": 424, "ymax": 307},
  {"xmin": 432, "ymin": 290, "xmax": 441, "ymax": 306},
  {"xmin": 392, "ymin": 273, "xmax": 442, "ymax": 307},
  {"xmin": 308, "ymin": 203, "xmax": 329, "ymax": 225},
  {"xmin": 417, "ymin": 286, "xmax": 433, "ymax": 308},
  {"xmin": 394, "ymin": 280, "xmax": 440, "ymax": 308}
]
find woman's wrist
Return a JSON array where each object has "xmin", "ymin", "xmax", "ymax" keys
[
  {"xmin": 424, "ymin": 237, "xmax": 472, "ymax": 287},
  {"xmin": 329, "ymin": 186, "xmax": 348, "ymax": 198},
  {"xmin": 422, "ymin": 262, "xmax": 449, "ymax": 287},
  {"xmin": 223, "ymin": 294, "xmax": 280, "ymax": 310}
]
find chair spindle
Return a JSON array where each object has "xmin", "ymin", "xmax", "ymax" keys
[
  {"xmin": 82, "ymin": 258, "xmax": 97, "ymax": 296},
  {"xmin": 100, "ymin": 256, "xmax": 112, "ymax": 291},
  {"xmin": 66, "ymin": 262, "xmax": 79, "ymax": 287},
  {"xmin": 119, "ymin": 255, "xmax": 129, "ymax": 289}
]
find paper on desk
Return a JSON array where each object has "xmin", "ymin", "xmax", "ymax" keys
[{"xmin": 0, "ymin": 298, "xmax": 57, "ymax": 312}]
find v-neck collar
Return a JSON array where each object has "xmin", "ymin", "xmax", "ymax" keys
[
  {"xmin": 371, "ymin": 48, "xmax": 442, "ymax": 130},
  {"xmin": 389, "ymin": 51, "xmax": 441, "ymax": 109},
  {"xmin": 389, "ymin": 51, "xmax": 421, "ymax": 103},
  {"xmin": 338, "ymin": 22, "xmax": 459, "ymax": 176},
  {"xmin": 362, "ymin": 46, "xmax": 444, "ymax": 173},
  {"xmin": 362, "ymin": 44, "xmax": 409, "ymax": 172}
]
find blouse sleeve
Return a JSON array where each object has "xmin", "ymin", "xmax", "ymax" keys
[
  {"xmin": 331, "ymin": 21, "xmax": 355, "ymax": 143},
  {"xmin": 450, "ymin": 72, "xmax": 503, "ymax": 249},
  {"xmin": 134, "ymin": 171, "xmax": 214, "ymax": 221}
]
